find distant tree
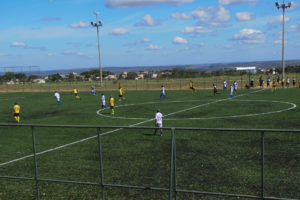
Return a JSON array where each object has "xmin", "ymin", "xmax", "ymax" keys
[
  {"xmin": 68, "ymin": 73, "xmax": 75, "ymax": 81},
  {"xmin": 15, "ymin": 73, "xmax": 27, "ymax": 82},
  {"xmin": 80, "ymin": 71, "xmax": 91, "ymax": 79},
  {"xmin": 48, "ymin": 73, "xmax": 63, "ymax": 82},
  {"xmin": 76, "ymin": 76, "xmax": 83, "ymax": 81},
  {"xmin": 27, "ymin": 74, "xmax": 40, "ymax": 82},
  {"xmin": 126, "ymin": 72, "xmax": 138, "ymax": 80},
  {"xmin": 3, "ymin": 72, "xmax": 15, "ymax": 82}
]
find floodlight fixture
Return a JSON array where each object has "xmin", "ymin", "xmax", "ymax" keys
[
  {"xmin": 91, "ymin": 12, "xmax": 104, "ymax": 87},
  {"xmin": 275, "ymin": 0, "xmax": 292, "ymax": 79}
]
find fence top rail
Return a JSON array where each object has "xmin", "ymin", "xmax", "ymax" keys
[{"xmin": 0, "ymin": 123, "xmax": 300, "ymax": 133}]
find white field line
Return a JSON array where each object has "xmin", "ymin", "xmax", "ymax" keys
[{"xmin": 0, "ymin": 89, "xmax": 267, "ymax": 167}]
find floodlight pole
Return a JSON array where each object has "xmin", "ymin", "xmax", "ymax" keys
[
  {"xmin": 91, "ymin": 12, "xmax": 103, "ymax": 87},
  {"xmin": 276, "ymin": 0, "xmax": 291, "ymax": 79}
]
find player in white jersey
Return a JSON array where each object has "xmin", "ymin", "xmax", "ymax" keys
[
  {"xmin": 223, "ymin": 80, "xmax": 227, "ymax": 90},
  {"xmin": 54, "ymin": 91, "xmax": 62, "ymax": 104},
  {"xmin": 160, "ymin": 85, "xmax": 166, "ymax": 100},
  {"xmin": 233, "ymin": 81, "xmax": 238, "ymax": 94},
  {"xmin": 154, "ymin": 109, "xmax": 163, "ymax": 136},
  {"xmin": 230, "ymin": 85, "xmax": 234, "ymax": 99},
  {"xmin": 101, "ymin": 93, "xmax": 106, "ymax": 109}
]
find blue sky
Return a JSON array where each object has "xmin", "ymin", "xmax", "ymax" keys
[{"xmin": 0, "ymin": 0, "xmax": 300, "ymax": 71}]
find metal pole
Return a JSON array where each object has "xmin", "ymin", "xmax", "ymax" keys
[
  {"xmin": 96, "ymin": 16, "xmax": 103, "ymax": 87},
  {"xmin": 169, "ymin": 128, "xmax": 175, "ymax": 200},
  {"xmin": 173, "ymin": 129, "xmax": 177, "ymax": 200},
  {"xmin": 282, "ymin": 1, "xmax": 286, "ymax": 79},
  {"xmin": 261, "ymin": 131, "xmax": 265, "ymax": 200},
  {"xmin": 31, "ymin": 126, "xmax": 41, "ymax": 200},
  {"xmin": 97, "ymin": 128, "xmax": 105, "ymax": 200}
]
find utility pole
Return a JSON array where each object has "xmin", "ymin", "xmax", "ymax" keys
[
  {"xmin": 91, "ymin": 12, "xmax": 103, "ymax": 87},
  {"xmin": 275, "ymin": 0, "xmax": 292, "ymax": 79}
]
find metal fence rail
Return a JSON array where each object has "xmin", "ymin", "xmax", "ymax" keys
[{"xmin": 1, "ymin": 124, "xmax": 300, "ymax": 200}]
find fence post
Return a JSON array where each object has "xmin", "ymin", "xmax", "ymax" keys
[
  {"xmin": 261, "ymin": 131, "xmax": 265, "ymax": 200},
  {"xmin": 169, "ymin": 128, "xmax": 175, "ymax": 200},
  {"xmin": 31, "ymin": 126, "xmax": 41, "ymax": 200},
  {"xmin": 97, "ymin": 128, "xmax": 105, "ymax": 200},
  {"xmin": 173, "ymin": 128, "xmax": 177, "ymax": 200}
]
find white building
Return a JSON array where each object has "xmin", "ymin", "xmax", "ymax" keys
[{"xmin": 235, "ymin": 66, "xmax": 257, "ymax": 74}]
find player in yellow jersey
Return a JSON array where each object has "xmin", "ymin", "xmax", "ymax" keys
[
  {"xmin": 272, "ymin": 79, "xmax": 276, "ymax": 91},
  {"xmin": 189, "ymin": 80, "xmax": 195, "ymax": 94},
  {"xmin": 293, "ymin": 77, "xmax": 296, "ymax": 88},
  {"xmin": 109, "ymin": 96, "xmax": 115, "ymax": 115},
  {"xmin": 73, "ymin": 88, "xmax": 80, "ymax": 99},
  {"xmin": 281, "ymin": 78, "xmax": 285, "ymax": 88},
  {"xmin": 13, "ymin": 103, "xmax": 21, "ymax": 123},
  {"xmin": 119, "ymin": 86, "xmax": 125, "ymax": 101}
]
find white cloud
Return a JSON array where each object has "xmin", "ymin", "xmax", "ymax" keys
[
  {"xmin": 173, "ymin": 36, "xmax": 188, "ymax": 44},
  {"xmin": 105, "ymin": 0, "xmax": 194, "ymax": 8},
  {"xmin": 62, "ymin": 50, "xmax": 89, "ymax": 57},
  {"xmin": 124, "ymin": 38, "xmax": 151, "ymax": 46},
  {"xmin": 268, "ymin": 15, "xmax": 290, "ymax": 24},
  {"xmin": 171, "ymin": 12, "xmax": 190, "ymax": 20},
  {"xmin": 40, "ymin": 16, "xmax": 61, "ymax": 22},
  {"xmin": 109, "ymin": 27, "xmax": 129, "ymax": 35},
  {"xmin": 47, "ymin": 53, "xmax": 54, "ymax": 56},
  {"xmin": 182, "ymin": 26, "xmax": 213, "ymax": 34},
  {"xmin": 219, "ymin": 0, "xmax": 257, "ymax": 5},
  {"xmin": 235, "ymin": 12, "xmax": 252, "ymax": 21},
  {"xmin": 191, "ymin": 6, "xmax": 230, "ymax": 25},
  {"xmin": 288, "ymin": 24, "xmax": 300, "ymax": 32},
  {"xmin": 216, "ymin": 6, "xmax": 230, "ymax": 22},
  {"xmin": 232, "ymin": 28, "xmax": 265, "ymax": 43},
  {"xmin": 191, "ymin": 8, "xmax": 212, "ymax": 22},
  {"xmin": 135, "ymin": 14, "xmax": 159, "ymax": 26},
  {"xmin": 10, "ymin": 42, "xmax": 27, "ymax": 47},
  {"xmin": 70, "ymin": 21, "xmax": 90, "ymax": 29},
  {"xmin": 148, "ymin": 44, "xmax": 162, "ymax": 50}
]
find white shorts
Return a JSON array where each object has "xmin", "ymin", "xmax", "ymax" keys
[{"xmin": 156, "ymin": 123, "xmax": 162, "ymax": 128}]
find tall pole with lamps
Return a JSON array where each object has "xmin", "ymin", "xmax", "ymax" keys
[
  {"xmin": 275, "ymin": 0, "xmax": 292, "ymax": 79},
  {"xmin": 91, "ymin": 12, "xmax": 103, "ymax": 87}
]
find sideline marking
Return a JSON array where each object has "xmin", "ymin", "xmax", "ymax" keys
[{"xmin": 0, "ymin": 89, "xmax": 275, "ymax": 167}]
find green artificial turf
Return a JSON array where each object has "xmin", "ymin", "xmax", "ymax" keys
[{"xmin": 0, "ymin": 88, "xmax": 300, "ymax": 199}]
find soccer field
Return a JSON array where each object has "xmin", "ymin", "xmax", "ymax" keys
[{"xmin": 1, "ymin": 88, "xmax": 300, "ymax": 199}]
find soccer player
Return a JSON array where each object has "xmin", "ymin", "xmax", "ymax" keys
[
  {"xmin": 286, "ymin": 77, "xmax": 290, "ymax": 88},
  {"xmin": 213, "ymin": 84, "xmax": 219, "ymax": 96},
  {"xmin": 272, "ymin": 79, "xmax": 277, "ymax": 91},
  {"xmin": 13, "ymin": 103, "xmax": 21, "ymax": 123},
  {"xmin": 154, "ymin": 109, "xmax": 163, "ymax": 136},
  {"xmin": 267, "ymin": 77, "xmax": 271, "ymax": 88},
  {"xmin": 230, "ymin": 85, "xmax": 233, "ymax": 99},
  {"xmin": 189, "ymin": 80, "xmax": 195, "ymax": 94},
  {"xmin": 119, "ymin": 86, "xmax": 125, "ymax": 101},
  {"xmin": 250, "ymin": 77, "xmax": 254, "ymax": 87},
  {"xmin": 223, "ymin": 80, "xmax": 227, "ymax": 90},
  {"xmin": 160, "ymin": 85, "xmax": 166, "ymax": 100},
  {"xmin": 91, "ymin": 85, "xmax": 96, "ymax": 95},
  {"xmin": 101, "ymin": 93, "xmax": 106, "ymax": 109},
  {"xmin": 54, "ymin": 91, "xmax": 62, "ymax": 104},
  {"xmin": 73, "ymin": 88, "xmax": 80, "ymax": 99},
  {"xmin": 233, "ymin": 81, "xmax": 238, "ymax": 94},
  {"xmin": 109, "ymin": 96, "xmax": 115, "ymax": 115},
  {"xmin": 281, "ymin": 78, "xmax": 285, "ymax": 88},
  {"xmin": 293, "ymin": 77, "xmax": 296, "ymax": 88}
]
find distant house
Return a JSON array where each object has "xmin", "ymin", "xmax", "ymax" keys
[
  {"xmin": 32, "ymin": 78, "xmax": 46, "ymax": 84},
  {"xmin": 151, "ymin": 73, "xmax": 158, "ymax": 79},
  {"xmin": 235, "ymin": 66, "xmax": 257, "ymax": 74},
  {"xmin": 104, "ymin": 75, "xmax": 117, "ymax": 80}
]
